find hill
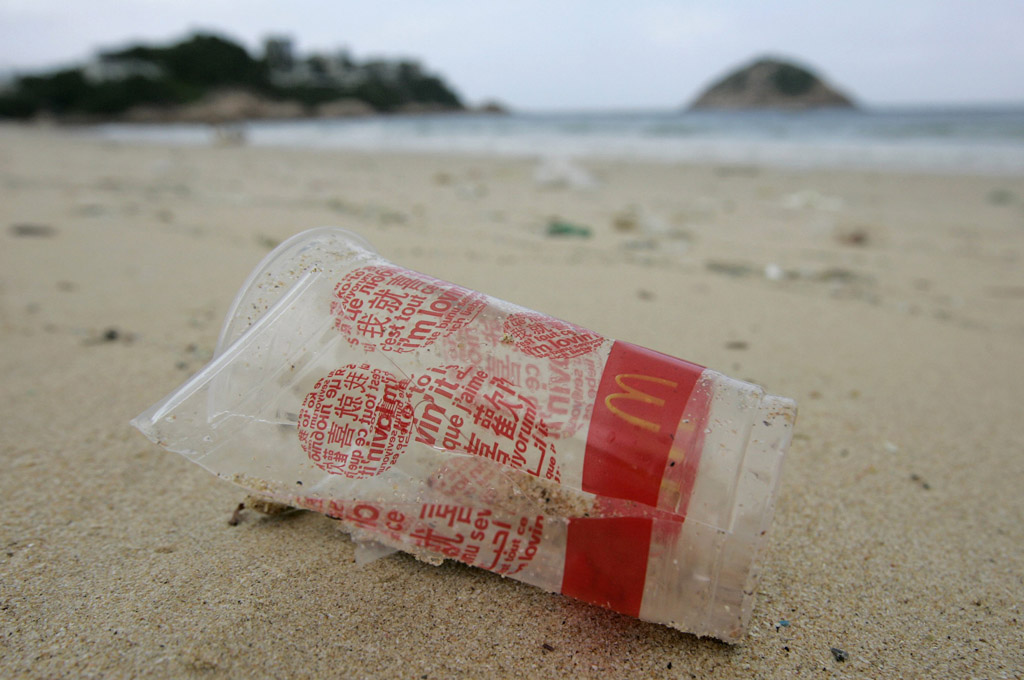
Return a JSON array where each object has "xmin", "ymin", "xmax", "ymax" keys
[
  {"xmin": 0, "ymin": 33, "xmax": 464, "ymax": 121},
  {"xmin": 690, "ymin": 57, "xmax": 855, "ymax": 110}
]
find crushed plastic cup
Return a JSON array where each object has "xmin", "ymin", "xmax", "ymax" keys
[{"xmin": 132, "ymin": 227, "xmax": 796, "ymax": 642}]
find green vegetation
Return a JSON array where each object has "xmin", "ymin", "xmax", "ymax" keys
[{"xmin": 0, "ymin": 32, "xmax": 463, "ymax": 120}]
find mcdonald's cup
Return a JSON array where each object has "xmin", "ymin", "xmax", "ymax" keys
[{"xmin": 132, "ymin": 228, "xmax": 796, "ymax": 642}]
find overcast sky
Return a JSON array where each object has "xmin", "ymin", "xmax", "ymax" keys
[{"xmin": 1, "ymin": 0, "xmax": 1022, "ymax": 109}]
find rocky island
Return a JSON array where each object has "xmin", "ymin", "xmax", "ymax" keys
[
  {"xmin": 690, "ymin": 57, "xmax": 855, "ymax": 110},
  {"xmin": 0, "ymin": 33, "xmax": 467, "ymax": 123}
]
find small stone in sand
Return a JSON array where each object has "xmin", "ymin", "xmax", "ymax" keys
[
  {"xmin": 10, "ymin": 223, "xmax": 56, "ymax": 238},
  {"xmin": 835, "ymin": 226, "xmax": 871, "ymax": 246},
  {"xmin": 831, "ymin": 647, "xmax": 849, "ymax": 662},
  {"xmin": 84, "ymin": 327, "xmax": 133, "ymax": 346}
]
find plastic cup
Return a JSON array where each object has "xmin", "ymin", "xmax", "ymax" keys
[{"xmin": 133, "ymin": 227, "xmax": 795, "ymax": 642}]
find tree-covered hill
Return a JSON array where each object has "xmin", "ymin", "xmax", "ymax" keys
[{"xmin": 0, "ymin": 33, "xmax": 464, "ymax": 120}]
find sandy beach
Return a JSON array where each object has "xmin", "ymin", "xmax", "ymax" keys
[{"xmin": 1, "ymin": 123, "xmax": 1022, "ymax": 678}]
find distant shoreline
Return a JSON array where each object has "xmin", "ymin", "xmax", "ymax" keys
[
  {"xmin": 30, "ymin": 106, "xmax": 1022, "ymax": 177},
  {"xmin": 10, "ymin": 100, "xmax": 1024, "ymax": 126}
]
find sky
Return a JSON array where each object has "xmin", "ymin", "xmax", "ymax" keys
[{"xmin": 1, "ymin": 0, "xmax": 1023, "ymax": 109}]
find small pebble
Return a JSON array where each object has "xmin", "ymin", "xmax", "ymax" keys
[
  {"xmin": 10, "ymin": 223, "xmax": 56, "ymax": 238},
  {"xmin": 831, "ymin": 647, "xmax": 849, "ymax": 662}
]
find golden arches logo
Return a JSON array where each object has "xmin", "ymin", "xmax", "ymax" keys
[{"xmin": 603, "ymin": 373, "xmax": 678, "ymax": 432}]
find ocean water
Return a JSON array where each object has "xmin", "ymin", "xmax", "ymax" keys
[{"xmin": 90, "ymin": 107, "xmax": 1024, "ymax": 174}]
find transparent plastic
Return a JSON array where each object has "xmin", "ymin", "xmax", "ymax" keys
[{"xmin": 132, "ymin": 227, "xmax": 795, "ymax": 642}]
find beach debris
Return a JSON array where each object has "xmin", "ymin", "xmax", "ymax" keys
[
  {"xmin": 541, "ymin": 643, "xmax": 555, "ymax": 652},
  {"xmin": 245, "ymin": 495, "xmax": 293, "ymax": 516},
  {"xmin": 614, "ymin": 204, "xmax": 689, "ymax": 238},
  {"xmin": 706, "ymin": 260, "xmax": 756, "ymax": 277},
  {"xmin": 815, "ymin": 267, "xmax": 866, "ymax": 284},
  {"xmin": 612, "ymin": 204, "xmax": 667, "ymax": 234},
  {"xmin": 545, "ymin": 219, "xmax": 592, "ymax": 238},
  {"xmin": 228, "ymin": 502, "xmax": 246, "ymax": 526},
  {"xmin": 777, "ymin": 619, "xmax": 791, "ymax": 628},
  {"xmin": 612, "ymin": 206, "xmax": 640, "ymax": 232},
  {"xmin": 834, "ymin": 225, "xmax": 871, "ymax": 246},
  {"xmin": 533, "ymin": 156, "xmax": 596, "ymax": 190},
  {"xmin": 780, "ymin": 190, "xmax": 845, "ymax": 212},
  {"xmin": 9, "ymin": 223, "xmax": 56, "ymax": 238},
  {"xmin": 132, "ymin": 226, "xmax": 797, "ymax": 643},
  {"xmin": 909, "ymin": 473, "xmax": 931, "ymax": 490},
  {"xmin": 83, "ymin": 327, "xmax": 135, "ymax": 346},
  {"xmin": 612, "ymin": 205, "xmax": 690, "ymax": 252},
  {"xmin": 830, "ymin": 647, "xmax": 849, "ymax": 662},
  {"xmin": 764, "ymin": 263, "xmax": 787, "ymax": 281},
  {"xmin": 708, "ymin": 259, "xmax": 873, "ymax": 294}
]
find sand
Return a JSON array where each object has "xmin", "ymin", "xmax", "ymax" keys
[{"xmin": 1, "ymin": 123, "xmax": 1022, "ymax": 678}]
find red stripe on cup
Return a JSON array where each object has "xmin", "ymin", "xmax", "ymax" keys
[{"xmin": 561, "ymin": 516, "xmax": 653, "ymax": 617}]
